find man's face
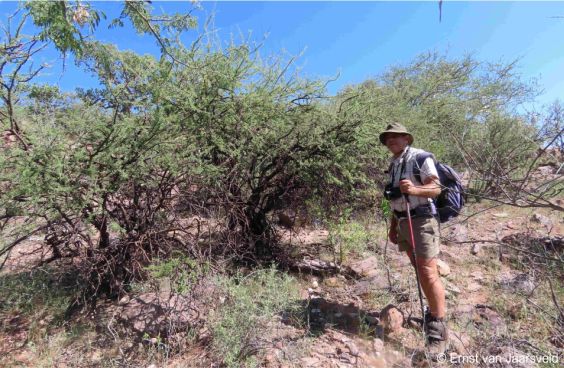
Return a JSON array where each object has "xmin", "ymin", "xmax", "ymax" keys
[{"xmin": 384, "ymin": 133, "xmax": 410, "ymax": 155}]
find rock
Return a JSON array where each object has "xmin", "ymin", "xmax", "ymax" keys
[
  {"xmin": 448, "ymin": 330, "xmax": 471, "ymax": 355},
  {"xmin": 264, "ymin": 353, "xmax": 277, "ymax": 365},
  {"xmin": 104, "ymin": 279, "xmax": 221, "ymax": 341},
  {"xmin": 115, "ymin": 292, "xmax": 198, "ymax": 338},
  {"xmin": 471, "ymin": 243, "xmax": 482, "ymax": 255},
  {"xmin": 90, "ymin": 351, "xmax": 102, "ymax": 363},
  {"xmin": 455, "ymin": 304, "xmax": 474, "ymax": 316},
  {"xmin": 372, "ymin": 338, "xmax": 384, "ymax": 352},
  {"xmin": 300, "ymin": 357, "xmax": 320, "ymax": 367},
  {"xmin": 339, "ymin": 352, "xmax": 355, "ymax": 364},
  {"xmin": 352, "ymin": 275, "xmax": 389, "ymax": 296},
  {"xmin": 475, "ymin": 305, "xmax": 506, "ymax": 331},
  {"xmin": 436, "ymin": 259, "xmax": 450, "ymax": 276},
  {"xmin": 312, "ymin": 280, "xmax": 319, "ymax": 288},
  {"xmin": 443, "ymin": 223, "xmax": 468, "ymax": 243},
  {"xmin": 504, "ymin": 221, "xmax": 518, "ymax": 230},
  {"xmin": 499, "ymin": 272, "xmax": 536, "ymax": 294},
  {"xmin": 350, "ymin": 256, "xmax": 380, "ymax": 278},
  {"xmin": 324, "ymin": 277, "xmax": 340, "ymax": 287},
  {"xmin": 360, "ymin": 354, "xmax": 387, "ymax": 368},
  {"xmin": 407, "ymin": 316, "xmax": 424, "ymax": 330},
  {"xmin": 346, "ymin": 341, "xmax": 360, "ymax": 357},
  {"xmin": 445, "ymin": 282, "xmax": 461, "ymax": 295},
  {"xmin": 444, "ymin": 291, "xmax": 456, "ymax": 300},
  {"xmin": 531, "ymin": 213, "xmax": 553, "ymax": 228},
  {"xmin": 364, "ymin": 312, "xmax": 379, "ymax": 325},
  {"xmin": 493, "ymin": 212, "xmax": 509, "ymax": 218},
  {"xmin": 467, "ymin": 281, "xmax": 482, "ymax": 292},
  {"xmin": 380, "ymin": 304, "xmax": 404, "ymax": 333}
]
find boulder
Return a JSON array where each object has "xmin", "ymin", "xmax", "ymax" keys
[
  {"xmin": 531, "ymin": 213, "xmax": 553, "ymax": 228},
  {"xmin": 352, "ymin": 274, "xmax": 389, "ymax": 296},
  {"xmin": 436, "ymin": 259, "xmax": 450, "ymax": 276},
  {"xmin": 116, "ymin": 292, "xmax": 198, "ymax": 338},
  {"xmin": 467, "ymin": 281, "xmax": 482, "ymax": 292},
  {"xmin": 372, "ymin": 338, "xmax": 384, "ymax": 352},
  {"xmin": 380, "ymin": 304, "xmax": 404, "ymax": 333},
  {"xmin": 445, "ymin": 281, "xmax": 461, "ymax": 295},
  {"xmin": 471, "ymin": 242, "xmax": 482, "ymax": 255},
  {"xmin": 300, "ymin": 357, "xmax": 321, "ymax": 367},
  {"xmin": 499, "ymin": 272, "xmax": 536, "ymax": 294},
  {"xmin": 475, "ymin": 305, "xmax": 506, "ymax": 332},
  {"xmin": 324, "ymin": 276, "xmax": 342, "ymax": 288},
  {"xmin": 349, "ymin": 256, "xmax": 380, "ymax": 278},
  {"xmin": 443, "ymin": 223, "xmax": 468, "ymax": 244}
]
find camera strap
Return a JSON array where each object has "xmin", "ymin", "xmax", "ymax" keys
[{"xmin": 390, "ymin": 146, "xmax": 410, "ymax": 183}]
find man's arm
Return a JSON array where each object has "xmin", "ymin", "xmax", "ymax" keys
[
  {"xmin": 400, "ymin": 156, "xmax": 441, "ymax": 198},
  {"xmin": 399, "ymin": 176, "xmax": 441, "ymax": 198}
]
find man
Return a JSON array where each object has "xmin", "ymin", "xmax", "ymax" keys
[{"xmin": 380, "ymin": 122, "xmax": 448, "ymax": 355}]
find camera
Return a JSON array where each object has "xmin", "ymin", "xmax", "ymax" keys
[{"xmin": 384, "ymin": 183, "xmax": 402, "ymax": 200}]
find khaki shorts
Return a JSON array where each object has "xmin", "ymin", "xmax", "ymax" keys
[{"xmin": 396, "ymin": 215, "xmax": 440, "ymax": 259}]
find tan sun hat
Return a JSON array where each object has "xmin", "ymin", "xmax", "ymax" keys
[{"xmin": 379, "ymin": 122, "xmax": 414, "ymax": 145}]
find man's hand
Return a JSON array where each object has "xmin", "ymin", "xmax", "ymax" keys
[
  {"xmin": 400, "ymin": 177, "xmax": 441, "ymax": 198},
  {"xmin": 388, "ymin": 226, "xmax": 398, "ymax": 244},
  {"xmin": 399, "ymin": 179, "xmax": 418, "ymax": 196}
]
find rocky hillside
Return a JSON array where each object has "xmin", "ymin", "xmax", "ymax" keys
[{"xmin": 1, "ymin": 196, "xmax": 562, "ymax": 368}]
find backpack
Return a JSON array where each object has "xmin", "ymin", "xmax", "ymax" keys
[{"xmin": 413, "ymin": 152, "xmax": 465, "ymax": 223}]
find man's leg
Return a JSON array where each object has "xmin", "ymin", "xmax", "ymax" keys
[
  {"xmin": 415, "ymin": 257, "xmax": 445, "ymax": 319},
  {"xmin": 404, "ymin": 251, "xmax": 445, "ymax": 319},
  {"xmin": 403, "ymin": 222, "xmax": 448, "ymax": 357}
]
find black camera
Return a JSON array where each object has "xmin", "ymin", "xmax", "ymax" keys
[{"xmin": 384, "ymin": 183, "xmax": 402, "ymax": 200}]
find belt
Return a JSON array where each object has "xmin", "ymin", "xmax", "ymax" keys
[{"xmin": 394, "ymin": 205, "xmax": 434, "ymax": 219}]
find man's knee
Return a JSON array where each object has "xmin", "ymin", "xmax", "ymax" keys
[{"xmin": 416, "ymin": 258, "xmax": 439, "ymax": 283}]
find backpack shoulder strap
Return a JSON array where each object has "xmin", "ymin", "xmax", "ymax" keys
[{"xmin": 413, "ymin": 151, "xmax": 435, "ymax": 184}]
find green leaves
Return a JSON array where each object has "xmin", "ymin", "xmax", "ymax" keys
[
  {"xmin": 1, "ymin": 3, "xmax": 554, "ymax": 296},
  {"xmin": 25, "ymin": 1, "xmax": 102, "ymax": 55}
]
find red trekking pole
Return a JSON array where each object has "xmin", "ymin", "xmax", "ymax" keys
[{"xmin": 403, "ymin": 193, "xmax": 427, "ymax": 332}]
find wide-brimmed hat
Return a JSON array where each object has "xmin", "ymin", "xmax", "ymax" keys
[{"xmin": 379, "ymin": 122, "xmax": 414, "ymax": 145}]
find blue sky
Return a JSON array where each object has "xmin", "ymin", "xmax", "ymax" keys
[{"xmin": 2, "ymin": 1, "xmax": 564, "ymax": 107}]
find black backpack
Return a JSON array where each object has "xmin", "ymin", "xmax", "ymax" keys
[{"xmin": 413, "ymin": 152, "xmax": 465, "ymax": 223}]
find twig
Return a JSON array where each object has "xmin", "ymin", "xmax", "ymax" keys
[
  {"xmin": 547, "ymin": 278, "xmax": 564, "ymax": 323},
  {"xmin": 0, "ymin": 223, "xmax": 50, "ymax": 259},
  {"xmin": 453, "ymin": 238, "xmax": 563, "ymax": 263}
]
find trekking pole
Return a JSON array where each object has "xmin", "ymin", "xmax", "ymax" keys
[{"xmin": 403, "ymin": 192, "xmax": 427, "ymax": 333}]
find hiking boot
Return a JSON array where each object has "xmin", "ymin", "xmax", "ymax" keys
[{"xmin": 424, "ymin": 314, "xmax": 449, "ymax": 358}]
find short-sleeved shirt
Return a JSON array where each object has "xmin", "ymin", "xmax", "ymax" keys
[{"xmin": 388, "ymin": 146, "xmax": 439, "ymax": 212}]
